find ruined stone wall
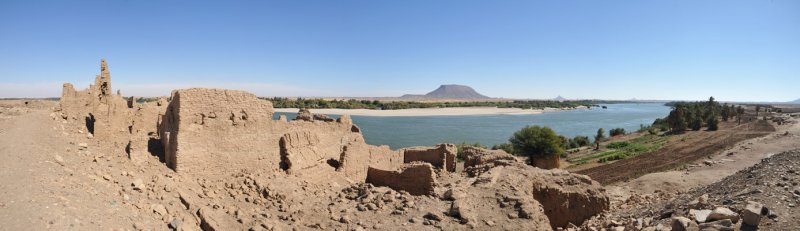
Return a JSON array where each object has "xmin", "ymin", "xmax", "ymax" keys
[
  {"xmin": 365, "ymin": 163, "xmax": 436, "ymax": 196},
  {"xmin": 158, "ymin": 88, "xmax": 401, "ymax": 179},
  {"xmin": 462, "ymin": 146, "xmax": 518, "ymax": 168},
  {"xmin": 159, "ymin": 88, "xmax": 282, "ymax": 174},
  {"xmin": 127, "ymin": 97, "xmax": 169, "ymax": 163},
  {"xmin": 530, "ymin": 168, "xmax": 609, "ymax": 228},
  {"xmin": 338, "ymin": 142, "xmax": 403, "ymax": 181},
  {"xmin": 401, "ymin": 143, "xmax": 456, "ymax": 172}
]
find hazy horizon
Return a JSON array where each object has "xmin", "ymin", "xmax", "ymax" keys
[{"xmin": 1, "ymin": 1, "xmax": 798, "ymax": 102}]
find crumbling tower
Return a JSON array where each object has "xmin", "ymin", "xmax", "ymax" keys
[
  {"xmin": 92, "ymin": 59, "xmax": 113, "ymax": 101},
  {"xmin": 58, "ymin": 59, "xmax": 130, "ymax": 140}
]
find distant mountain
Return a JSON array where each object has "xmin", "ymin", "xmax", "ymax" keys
[
  {"xmin": 790, "ymin": 98, "xmax": 800, "ymax": 104},
  {"xmin": 401, "ymin": 84, "xmax": 490, "ymax": 99},
  {"xmin": 553, "ymin": 96, "xmax": 567, "ymax": 101}
]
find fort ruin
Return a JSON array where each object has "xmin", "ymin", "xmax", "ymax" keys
[{"xmin": 50, "ymin": 59, "xmax": 612, "ymax": 230}]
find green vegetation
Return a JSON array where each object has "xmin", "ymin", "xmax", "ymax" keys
[
  {"xmin": 688, "ymin": 114, "xmax": 703, "ymax": 131},
  {"xmin": 609, "ymin": 128, "xmax": 626, "ymax": 137},
  {"xmin": 594, "ymin": 128, "xmax": 605, "ymax": 150},
  {"xmin": 509, "ymin": 125, "xmax": 563, "ymax": 161},
  {"xmin": 606, "ymin": 141, "xmax": 630, "ymax": 149},
  {"xmin": 721, "ymin": 103, "xmax": 730, "ymax": 122},
  {"xmin": 136, "ymin": 97, "xmax": 161, "ymax": 103},
  {"xmin": 663, "ymin": 96, "xmax": 725, "ymax": 133},
  {"xmin": 638, "ymin": 124, "xmax": 659, "ymax": 135},
  {"xmin": 666, "ymin": 106, "xmax": 688, "ymax": 133},
  {"xmin": 651, "ymin": 118, "xmax": 669, "ymax": 132},
  {"xmin": 571, "ymin": 134, "xmax": 669, "ymax": 164},
  {"xmin": 263, "ymin": 97, "xmax": 611, "ymax": 110},
  {"xmin": 573, "ymin": 136, "xmax": 591, "ymax": 147},
  {"xmin": 706, "ymin": 115, "xmax": 719, "ymax": 131},
  {"xmin": 558, "ymin": 135, "xmax": 592, "ymax": 150}
]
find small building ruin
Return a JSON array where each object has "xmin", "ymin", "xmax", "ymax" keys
[
  {"xmin": 401, "ymin": 143, "xmax": 457, "ymax": 172},
  {"xmin": 365, "ymin": 163, "xmax": 436, "ymax": 196}
]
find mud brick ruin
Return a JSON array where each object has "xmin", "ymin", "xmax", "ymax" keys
[
  {"xmin": 401, "ymin": 143, "xmax": 457, "ymax": 172},
  {"xmin": 53, "ymin": 59, "xmax": 612, "ymax": 230}
]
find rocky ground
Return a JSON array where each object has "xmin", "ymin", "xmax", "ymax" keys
[{"xmin": 583, "ymin": 149, "xmax": 800, "ymax": 231}]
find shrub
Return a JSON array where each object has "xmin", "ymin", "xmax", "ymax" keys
[
  {"xmin": 652, "ymin": 118, "xmax": 669, "ymax": 131},
  {"xmin": 509, "ymin": 125, "xmax": 563, "ymax": 160},
  {"xmin": 491, "ymin": 143, "xmax": 514, "ymax": 154},
  {"xmin": 609, "ymin": 128, "xmax": 626, "ymax": 137},
  {"xmin": 606, "ymin": 141, "xmax": 630, "ymax": 149},
  {"xmin": 572, "ymin": 136, "xmax": 591, "ymax": 147},
  {"xmin": 637, "ymin": 124, "xmax": 650, "ymax": 133}
]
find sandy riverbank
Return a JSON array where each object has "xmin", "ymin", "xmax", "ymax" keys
[{"xmin": 274, "ymin": 106, "xmax": 586, "ymax": 117}]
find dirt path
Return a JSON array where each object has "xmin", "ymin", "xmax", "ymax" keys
[
  {"xmin": 616, "ymin": 117, "xmax": 800, "ymax": 195},
  {"xmin": 575, "ymin": 120, "xmax": 776, "ymax": 184},
  {"xmin": 0, "ymin": 109, "xmax": 146, "ymax": 230}
]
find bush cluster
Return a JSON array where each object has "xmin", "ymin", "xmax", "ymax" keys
[{"xmin": 609, "ymin": 128, "xmax": 626, "ymax": 137}]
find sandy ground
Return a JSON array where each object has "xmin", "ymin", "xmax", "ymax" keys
[
  {"xmin": 611, "ymin": 116, "xmax": 800, "ymax": 196},
  {"xmin": 0, "ymin": 109, "xmax": 141, "ymax": 229},
  {"xmin": 274, "ymin": 106, "xmax": 579, "ymax": 117}
]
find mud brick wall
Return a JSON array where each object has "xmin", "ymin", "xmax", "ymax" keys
[
  {"xmin": 402, "ymin": 144, "xmax": 456, "ymax": 172},
  {"xmin": 366, "ymin": 163, "xmax": 436, "ymax": 196}
]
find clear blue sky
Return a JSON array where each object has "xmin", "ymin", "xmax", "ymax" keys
[{"xmin": 1, "ymin": 0, "xmax": 798, "ymax": 101}]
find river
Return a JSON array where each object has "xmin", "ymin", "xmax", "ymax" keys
[{"xmin": 274, "ymin": 103, "xmax": 671, "ymax": 149}]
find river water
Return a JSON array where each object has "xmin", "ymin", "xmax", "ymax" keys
[{"xmin": 274, "ymin": 103, "xmax": 671, "ymax": 150}]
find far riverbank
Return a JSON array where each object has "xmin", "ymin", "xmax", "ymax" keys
[{"xmin": 274, "ymin": 106, "xmax": 587, "ymax": 117}]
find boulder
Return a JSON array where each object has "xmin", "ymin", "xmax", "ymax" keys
[
  {"xmin": 689, "ymin": 209, "xmax": 712, "ymax": 223},
  {"xmin": 197, "ymin": 207, "xmax": 243, "ymax": 231},
  {"xmin": 698, "ymin": 219, "xmax": 734, "ymax": 231},
  {"xmin": 671, "ymin": 216, "xmax": 699, "ymax": 231},
  {"xmin": 742, "ymin": 201, "xmax": 764, "ymax": 227},
  {"xmin": 449, "ymin": 199, "xmax": 475, "ymax": 224},
  {"xmin": 688, "ymin": 194, "xmax": 709, "ymax": 209},
  {"xmin": 707, "ymin": 207, "xmax": 738, "ymax": 223},
  {"xmin": 151, "ymin": 204, "xmax": 167, "ymax": 216}
]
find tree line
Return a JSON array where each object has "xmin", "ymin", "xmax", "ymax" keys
[
  {"xmin": 661, "ymin": 97, "xmax": 749, "ymax": 133},
  {"xmin": 262, "ymin": 97, "xmax": 634, "ymax": 110}
]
